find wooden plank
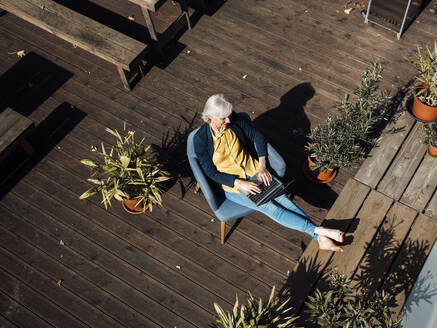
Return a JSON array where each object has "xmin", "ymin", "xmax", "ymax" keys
[
  {"xmin": 377, "ymin": 123, "xmax": 428, "ymax": 200},
  {"xmin": 0, "ymin": 0, "xmax": 144, "ymax": 69},
  {"xmin": 0, "ymin": 192, "xmax": 198, "ymax": 327},
  {"xmin": 316, "ymin": 189, "xmax": 393, "ymax": 284},
  {"xmin": 0, "ymin": 290, "xmax": 52, "ymax": 328},
  {"xmin": 127, "ymin": 0, "xmax": 160, "ymax": 12},
  {"xmin": 400, "ymin": 145, "xmax": 437, "ymax": 212},
  {"xmin": 424, "ymin": 191, "xmax": 437, "ymax": 220},
  {"xmin": 0, "ymin": 108, "xmax": 33, "ymax": 154},
  {"xmin": 283, "ymin": 178, "xmax": 370, "ymax": 312},
  {"xmin": 6, "ymin": 178, "xmax": 214, "ymax": 326},
  {"xmin": 351, "ymin": 202, "xmax": 417, "ymax": 296},
  {"xmin": 0, "ymin": 315, "xmax": 19, "ymax": 328},
  {"xmin": 0, "ymin": 263, "xmax": 87, "ymax": 327},
  {"xmin": 355, "ymin": 110, "xmax": 415, "ymax": 188},
  {"xmin": 25, "ymin": 0, "xmax": 146, "ymax": 54},
  {"xmin": 0, "ymin": 222, "xmax": 127, "ymax": 328},
  {"xmin": 382, "ymin": 213, "xmax": 437, "ymax": 316}
]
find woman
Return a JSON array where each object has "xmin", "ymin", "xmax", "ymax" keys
[{"xmin": 194, "ymin": 94, "xmax": 343, "ymax": 251}]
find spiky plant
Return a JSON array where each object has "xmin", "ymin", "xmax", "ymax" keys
[
  {"xmin": 79, "ymin": 126, "xmax": 171, "ymax": 211},
  {"xmin": 305, "ymin": 270, "xmax": 404, "ymax": 328},
  {"xmin": 405, "ymin": 41, "xmax": 437, "ymax": 107},
  {"xmin": 210, "ymin": 286, "xmax": 299, "ymax": 328},
  {"xmin": 305, "ymin": 62, "xmax": 390, "ymax": 172}
]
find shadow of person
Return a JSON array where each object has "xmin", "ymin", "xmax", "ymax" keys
[
  {"xmin": 253, "ymin": 83, "xmax": 313, "ymax": 177},
  {"xmin": 252, "ymin": 83, "xmax": 338, "ymax": 210}
]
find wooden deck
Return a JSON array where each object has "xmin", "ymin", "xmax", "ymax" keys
[
  {"xmin": 285, "ymin": 102, "xmax": 437, "ymax": 321},
  {"xmin": 0, "ymin": 0, "xmax": 436, "ymax": 326}
]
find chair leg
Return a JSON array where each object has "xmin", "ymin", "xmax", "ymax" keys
[{"xmin": 220, "ymin": 221, "xmax": 226, "ymax": 244}]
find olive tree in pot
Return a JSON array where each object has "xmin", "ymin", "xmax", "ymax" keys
[
  {"xmin": 304, "ymin": 62, "xmax": 390, "ymax": 183},
  {"xmin": 422, "ymin": 122, "xmax": 437, "ymax": 157},
  {"xmin": 405, "ymin": 41, "xmax": 437, "ymax": 122},
  {"xmin": 79, "ymin": 127, "xmax": 171, "ymax": 214}
]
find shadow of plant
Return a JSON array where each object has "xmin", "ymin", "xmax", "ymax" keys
[
  {"xmin": 353, "ymin": 220, "xmax": 434, "ymax": 312},
  {"xmin": 152, "ymin": 114, "xmax": 198, "ymax": 197}
]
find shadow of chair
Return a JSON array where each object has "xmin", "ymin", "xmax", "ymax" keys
[{"xmin": 186, "ymin": 112, "xmax": 286, "ymax": 244}]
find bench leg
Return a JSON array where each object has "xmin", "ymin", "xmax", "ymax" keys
[
  {"xmin": 117, "ymin": 66, "xmax": 131, "ymax": 91},
  {"xmin": 141, "ymin": 7, "xmax": 164, "ymax": 57},
  {"xmin": 178, "ymin": 0, "xmax": 191, "ymax": 30}
]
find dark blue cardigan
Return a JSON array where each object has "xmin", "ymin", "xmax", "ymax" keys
[{"xmin": 193, "ymin": 112, "xmax": 267, "ymax": 187}]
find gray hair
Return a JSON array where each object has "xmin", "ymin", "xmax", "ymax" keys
[{"xmin": 201, "ymin": 94, "xmax": 233, "ymax": 122}]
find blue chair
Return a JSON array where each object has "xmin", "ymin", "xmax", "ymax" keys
[{"xmin": 187, "ymin": 115, "xmax": 286, "ymax": 244}]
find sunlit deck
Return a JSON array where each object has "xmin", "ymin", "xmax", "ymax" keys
[{"xmin": 0, "ymin": 0, "xmax": 436, "ymax": 326}]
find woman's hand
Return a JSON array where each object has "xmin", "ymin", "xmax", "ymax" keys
[
  {"xmin": 234, "ymin": 179, "xmax": 261, "ymax": 195},
  {"xmin": 258, "ymin": 156, "xmax": 272, "ymax": 186}
]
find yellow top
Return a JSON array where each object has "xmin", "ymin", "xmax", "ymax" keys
[{"xmin": 211, "ymin": 127, "xmax": 259, "ymax": 193}]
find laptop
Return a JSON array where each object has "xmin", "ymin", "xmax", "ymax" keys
[{"xmin": 238, "ymin": 173, "xmax": 287, "ymax": 206}]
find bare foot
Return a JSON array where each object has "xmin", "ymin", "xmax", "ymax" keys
[
  {"xmin": 317, "ymin": 235, "xmax": 343, "ymax": 252},
  {"xmin": 314, "ymin": 227, "xmax": 343, "ymax": 243}
]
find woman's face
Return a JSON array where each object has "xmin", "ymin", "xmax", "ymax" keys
[{"xmin": 209, "ymin": 115, "xmax": 231, "ymax": 133}]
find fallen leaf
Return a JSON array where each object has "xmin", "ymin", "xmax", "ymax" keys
[
  {"xmin": 57, "ymin": 279, "xmax": 63, "ymax": 287},
  {"xmin": 128, "ymin": 15, "xmax": 135, "ymax": 21},
  {"xmin": 430, "ymin": 8, "xmax": 436, "ymax": 14},
  {"xmin": 242, "ymin": 74, "xmax": 248, "ymax": 79},
  {"xmin": 59, "ymin": 240, "xmax": 65, "ymax": 246},
  {"xmin": 336, "ymin": 9, "xmax": 340, "ymax": 13},
  {"xmin": 16, "ymin": 50, "xmax": 26, "ymax": 58},
  {"xmin": 91, "ymin": 145, "xmax": 97, "ymax": 152},
  {"xmin": 344, "ymin": 8, "xmax": 353, "ymax": 14},
  {"xmin": 412, "ymin": 1, "xmax": 420, "ymax": 6}
]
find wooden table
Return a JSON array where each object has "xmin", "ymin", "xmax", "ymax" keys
[{"xmin": 128, "ymin": 0, "xmax": 191, "ymax": 55}]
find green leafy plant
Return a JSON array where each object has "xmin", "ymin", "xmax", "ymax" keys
[
  {"xmin": 79, "ymin": 126, "xmax": 171, "ymax": 211},
  {"xmin": 422, "ymin": 122, "xmax": 437, "ymax": 147},
  {"xmin": 405, "ymin": 41, "xmax": 437, "ymax": 107},
  {"xmin": 210, "ymin": 286, "xmax": 299, "ymax": 328},
  {"xmin": 305, "ymin": 62, "xmax": 390, "ymax": 172},
  {"xmin": 305, "ymin": 270, "xmax": 404, "ymax": 328}
]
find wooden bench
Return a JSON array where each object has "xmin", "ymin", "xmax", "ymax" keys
[
  {"xmin": 128, "ymin": 0, "xmax": 191, "ymax": 56},
  {"xmin": 0, "ymin": 0, "xmax": 148, "ymax": 90},
  {"xmin": 0, "ymin": 108, "xmax": 34, "ymax": 159}
]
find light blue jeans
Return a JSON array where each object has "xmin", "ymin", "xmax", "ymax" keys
[{"xmin": 225, "ymin": 190, "xmax": 318, "ymax": 240}]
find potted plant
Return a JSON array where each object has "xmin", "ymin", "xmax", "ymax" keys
[
  {"xmin": 422, "ymin": 122, "xmax": 437, "ymax": 157},
  {"xmin": 79, "ymin": 126, "xmax": 171, "ymax": 214},
  {"xmin": 405, "ymin": 41, "xmax": 437, "ymax": 122},
  {"xmin": 304, "ymin": 62, "xmax": 390, "ymax": 183},
  {"xmin": 305, "ymin": 270, "xmax": 404, "ymax": 328},
  {"xmin": 210, "ymin": 286, "xmax": 299, "ymax": 328}
]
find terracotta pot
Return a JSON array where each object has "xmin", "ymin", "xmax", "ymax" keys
[
  {"xmin": 428, "ymin": 142, "xmax": 437, "ymax": 157},
  {"xmin": 122, "ymin": 199, "xmax": 146, "ymax": 214},
  {"xmin": 304, "ymin": 154, "xmax": 338, "ymax": 183},
  {"xmin": 412, "ymin": 84, "xmax": 437, "ymax": 122}
]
